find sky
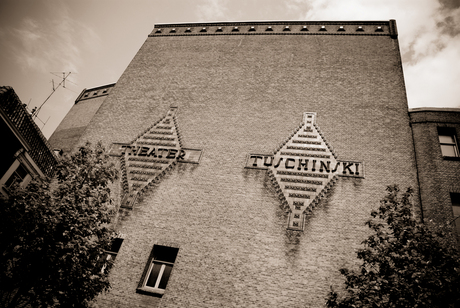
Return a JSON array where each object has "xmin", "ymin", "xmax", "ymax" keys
[{"xmin": 0, "ymin": 0, "xmax": 459, "ymax": 138}]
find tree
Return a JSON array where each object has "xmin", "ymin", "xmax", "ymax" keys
[
  {"xmin": 326, "ymin": 185, "xmax": 460, "ymax": 308},
  {"xmin": 0, "ymin": 142, "xmax": 118, "ymax": 308}
]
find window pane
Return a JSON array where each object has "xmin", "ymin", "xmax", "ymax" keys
[
  {"xmin": 441, "ymin": 145, "xmax": 457, "ymax": 157},
  {"xmin": 452, "ymin": 193, "xmax": 460, "ymax": 207},
  {"xmin": 158, "ymin": 264, "xmax": 173, "ymax": 289},
  {"xmin": 15, "ymin": 165, "xmax": 28, "ymax": 178},
  {"xmin": 453, "ymin": 205, "xmax": 460, "ymax": 217},
  {"xmin": 107, "ymin": 252, "xmax": 116, "ymax": 261},
  {"xmin": 154, "ymin": 245, "xmax": 179, "ymax": 263},
  {"xmin": 453, "ymin": 206, "xmax": 460, "ymax": 236},
  {"xmin": 146, "ymin": 263, "xmax": 162, "ymax": 288},
  {"xmin": 439, "ymin": 135, "xmax": 455, "ymax": 144},
  {"xmin": 5, "ymin": 165, "xmax": 28, "ymax": 188},
  {"xmin": 5, "ymin": 173, "xmax": 20, "ymax": 187},
  {"xmin": 110, "ymin": 238, "xmax": 123, "ymax": 253}
]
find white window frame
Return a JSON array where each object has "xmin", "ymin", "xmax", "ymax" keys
[
  {"xmin": 142, "ymin": 260, "xmax": 175, "ymax": 294},
  {"xmin": 4, "ymin": 163, "xmax": 29, "ymax": 188},
  {"xmin": 0, "ymin": 150, "xmax": 36, "ymax": 197},
  {"xmin": 137, "ymin": 245, "xmax": 178, "ymax": 296},
  {"xmin": 100, "ymin": 237, "xmax": 124, "ymax": 273},
  {"xmin": 438, "ymin": 128, "xmax": 459, "ymax": 158}
]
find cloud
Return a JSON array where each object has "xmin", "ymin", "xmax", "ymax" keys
[
  {"xmin": 0, "ymin": 1, "xmax": 100, "ymax": 81},
  {"xmin": 404, "ymin": 37, "xmax": 460, "ymax": 108},
  {"xmin": 286, "ymin": 0, "xmax": 460, "ymax": 108},
  {"xmin": 196, "ymin": 0, "xmax": 229, "ymax": 21}
]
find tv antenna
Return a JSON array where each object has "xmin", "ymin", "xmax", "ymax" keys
[{"xmin": 31, "ymin": 72, "xmax": 72, "ymax": 119}]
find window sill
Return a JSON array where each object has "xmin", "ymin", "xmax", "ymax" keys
[
  {"xmin": 443, "ymin": 156, "xmax": 460, "ymax": 161},
  {"xmin": 136, "ymin": 286, "xmax": 165, "ymax": 297}
]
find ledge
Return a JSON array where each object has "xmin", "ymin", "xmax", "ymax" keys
[
  {"xmin": 443, "ymin": 156, "xmax": 460, "ymax": 161},
  {"xmin": 136, "ymin": 286, "xmax": 164, "ymax": 297}
]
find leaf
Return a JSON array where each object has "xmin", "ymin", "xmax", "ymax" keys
[
  {"xmin": 0, "ymin": 142, "xmax": 116, "ymax": 308},
  {"xmin": 326, "ymin": 185, "xmax": 460, "ymax": 308}
]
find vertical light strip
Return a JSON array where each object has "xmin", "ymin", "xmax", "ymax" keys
[{"xmin": 154, "ymin": 264, "xmax": 166, "ymax": 289}]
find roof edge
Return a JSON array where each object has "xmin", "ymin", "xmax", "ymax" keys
[
  {"xmin": 83, "ymin": 83, "xmax": 116, "ymax": 92},
  {"xmin": 154, "ymin": 20, "xmax": 392, "ymax": 28},
  {"xmin": 409, "ymin": 107, "xmax": 460, "ymax": 113},
  {"xmin": 75, "ymin": 83, "xmax": 116, "ymax": 103}
]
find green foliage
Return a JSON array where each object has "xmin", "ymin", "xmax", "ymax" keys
[
  {"xmin": 0, "ymin": 142, "xmax": 118, "ymax": 308},
  {"xmin": 326, "ymin": 185, "xmax": 460, "ymax": 308}
]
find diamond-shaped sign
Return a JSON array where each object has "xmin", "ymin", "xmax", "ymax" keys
[
  {"xmin": 109, "ymin": 107, "xmax": 202, "ymax": 209},
  {"xmin": 245, "ymin": 112, "xmax": 363, "ymax": 230}
]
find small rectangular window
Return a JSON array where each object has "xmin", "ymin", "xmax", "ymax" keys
[
  {"xmin": 438, "ymin": 127, "xmax": 459, "ymax": 158},
  {"xmin": 451, "ymin": 193, "xmax": 460, "ymax": 237},
  {"xmin": 107, "ymin": 237, "xmax": 124, "ymax": 261},
  {"xmin": 5, "ymin": 164, "xmax": 28, "ymax": 188},
  {"xmin": 99, "ymin": 237, "xmax": 123, "ymax": 273},
  {"xmin": 137, "ymin": 245, "xmax": 179, "ymax": 296}
]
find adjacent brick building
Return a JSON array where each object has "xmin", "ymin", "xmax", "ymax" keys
[
  {"xmin": 48, "ymin": 20, "xmax": 459, "ymax": 307},
  {"xmin": 48, "ymin": 83, "xmax": 115, "ymax": 153},
  {"xmin": 0, "ymin": 86, "xmax": 56, "ymax": 196},
  {"xmin": 409, "ymin": 108, "xmax": 460, "ymax": 239}
]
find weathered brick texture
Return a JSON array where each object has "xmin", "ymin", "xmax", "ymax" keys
[
  {"xmin": 48, "ymin": 84, "xmax": 114, "ymax": 153},
  {"xmin": 68, "ymin": 21, "xmax": 419, "ymax": 307}
]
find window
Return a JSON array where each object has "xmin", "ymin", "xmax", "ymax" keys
[
  {"xmin": 438, "ymin": 127, "xmax": 459, "ymax": 157},
  {"xmin": 106, "ymin": 237, "xmax": 123, "ymax": 261},
  {"xmin": 452, "ymin": 193, "xmax": 460, "ymax": 237},
  {"xmin": 5, "ymin": 164, "xmax": 28, "ymax": 188},
  {"xmin": 100, "ymin": 237, "xmax": 123, "ymax": 273},
  {"xmin": 137, "ymin": 245, "xmax": 179, "ymax": 296}
]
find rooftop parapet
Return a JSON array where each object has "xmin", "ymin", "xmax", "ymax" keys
[{"xmin": 150, "ymin": 20, "xmax": 398, "ymax": 38}]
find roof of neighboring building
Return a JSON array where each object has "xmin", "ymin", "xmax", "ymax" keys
[
  {"xmin": 0, "ymin": 86, "xmax": 57, "ymax": 177},
  {"xmin": 74, "ymin": 83, "xmax": 116, "ymax": 103},
  {"xmin": 409, "ymin": 107, "xmax": 460, "ymax": 113}
]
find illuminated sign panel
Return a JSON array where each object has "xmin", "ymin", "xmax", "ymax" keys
[{"xmin": 245, "ymin": 112, "xmax": 364, "ymax": 230}]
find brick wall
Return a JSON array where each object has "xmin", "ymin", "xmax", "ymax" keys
[
  {"xmin": 72, "ymin": 22, "xmax": 418, "ymax": 308},
  {"xmin": 48, "ymin": 84, "xmax": 114, "ymax": 153},
  {"xmin": 410, "ymin": 109, "xmax": 460, "ymax": 236}
]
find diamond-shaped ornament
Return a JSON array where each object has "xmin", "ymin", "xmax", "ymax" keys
[
  {"xmin": 245, "ymin": 112, "xmax": 363, "ymax": 231},
  {"xmin": 109, "ymin": 107, "xmax": 202, "ymax": 209},
  {"xmin": 269, "ymin": 112, "xmax": 339, "ymax": 230}
]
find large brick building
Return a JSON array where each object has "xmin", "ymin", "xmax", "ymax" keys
[{"xmin": 48, "ymin": 20, "xmax": 460, "ymax": 307}]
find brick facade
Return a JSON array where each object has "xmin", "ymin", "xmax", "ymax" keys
[
  {"xmin": 410, "ymin": 108, "xmax": 460, "ymax": 237},
  {"xmin": 52, "ymin": 21, "xmax": 422, "ymax": 307},
  {"xmin": 48, "ymin": 83, "xmax": 114, "ymax": 153}
]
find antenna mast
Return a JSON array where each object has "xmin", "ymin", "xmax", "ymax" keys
[{"xmin": 32, "ymin": 72, "xmax": 71, "ymax": 119}]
